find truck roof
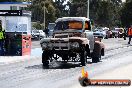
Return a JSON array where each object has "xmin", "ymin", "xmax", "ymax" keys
[
  {"xmin": 55, "ymin": 17, "xmax": 90, "ymax": 23},
  {"xmin": 48, "ymin": 23, "xmax": 55, "ymax": 25}
]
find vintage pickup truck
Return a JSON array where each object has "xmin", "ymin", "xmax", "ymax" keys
[{"xmin": 40, "ymin": 17, "xmax": 105, "ymax": 66}]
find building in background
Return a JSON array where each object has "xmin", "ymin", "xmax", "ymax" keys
[
  {"xmin": 0, "ymin": 2, "xmax": 31, "ymax": 10},
  {"xmin": 0, "ymin": 2, "xmax": 32, "ymax": 56}
]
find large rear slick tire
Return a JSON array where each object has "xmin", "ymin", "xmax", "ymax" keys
[
  {"xmin": 91, "ymin": 43, "xmax": 101, "ymax": 63},
  {"xmin": 91, "ymin": 53, "xmax": 100, "ymax": 63},
  {"xmin": 42, "ymin": 51, "xmax": 49, "ymax": 67}
]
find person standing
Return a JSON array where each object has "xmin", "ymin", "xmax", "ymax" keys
[
  {"xmin": 0, "ymin": 20, "xmax": 5, "ymax": 55},
  {"xmin": 128, "ymin": 25, "xmax": 132, "ymax": 44},
  {"xmin": 44, "ymin": 27, "xmax": 49, "ymax": 37}
]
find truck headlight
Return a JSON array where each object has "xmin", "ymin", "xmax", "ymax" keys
[
  {"xmin": 71, "ymin": 42, "xmax": 80, "ymax": 49},
  {"xmin": 41, "ymin": 43, "xmax": 48, "ymax": 49},
  {"xmin": 41, "ymin": 43, "xmax": 53, "ymax": 50}
]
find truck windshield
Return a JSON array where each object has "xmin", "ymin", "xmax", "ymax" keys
[
  {"xmin": 48, "ymin": 23, "xmax": 55, "ymax": 31},
  {"xmin": 54, "ymin": 21, "xmax": 83, "ymax": 30}
]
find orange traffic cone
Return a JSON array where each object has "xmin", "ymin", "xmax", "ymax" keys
[{"xmin": 81, "ymin": 67, "xmax": 88, "ymax": 78}]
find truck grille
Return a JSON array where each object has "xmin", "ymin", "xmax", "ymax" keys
[
  {"xmin": 52, "ymin": 33, "xmax": 70, "ymax": 50},
  {"xmin": 53, "ymin": 42, "xmax": 69, "ymax": 50},
  {"xmin": 55, "ymin": 35, "xmax": 68, "ymax": 38},
  {"xmin": 54, "ymin": 33, "xmax": 69, "ymax": 38},
  {"xmin": 54, "ymin": 46, "xmax": 68, "ymax": 50}
]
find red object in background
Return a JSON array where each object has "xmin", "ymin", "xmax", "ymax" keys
[{"xmin": 22, "ymin": 35, "xmax": 31, "ymax": 56}]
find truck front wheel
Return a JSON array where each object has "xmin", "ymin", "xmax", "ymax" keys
[
  {"xmin": 80, "ymin": 50, "xmax": 86, "ymax": 66},
  {"xmin": 42, "ymin": 51, "xmax": 49, "ymax": 67}
]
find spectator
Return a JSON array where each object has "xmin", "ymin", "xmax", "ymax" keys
[
  {"xmin": 44, "ymin": 27, "xmax": 49, "ymax": 37},
  {"xmin": 128, "ymin": 25, "xmax": 132, "ymax": 44}
]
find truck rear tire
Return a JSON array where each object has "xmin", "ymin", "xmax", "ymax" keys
[
  {"xmin": 91, "ymin": 54, "xmax": 100, "ymax": 63},
  {"xmin": 105, "ymin": 35, "xmax": 108, "ymax": 39},
  {"xmin": 42, "ymin": 51, "xmax": 49, "ymax": 67},
  {"xmin": 91, "ymin": 43, "xmax": 101, "ymax": 63}
]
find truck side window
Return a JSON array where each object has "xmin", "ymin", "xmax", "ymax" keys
[{"xmin": 85, "ymin": 21, "xmax": 91, "ymax": 30}]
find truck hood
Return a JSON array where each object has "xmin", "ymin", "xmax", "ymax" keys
[
  {"xmin": 40, "ymin": 37, "xmax": 89, "ymax": 45},
  {"xmin": 53, "ymin": 29, "xmax": 83, "ymax": 34}
]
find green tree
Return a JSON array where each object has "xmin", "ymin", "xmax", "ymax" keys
[
  {"xmin": 30, "ymin": 0, "xmax": 56, "ymax": 28},
  {"xmin": 32, "ymin": 22, "xmax": 43, "ymax": 30},
  {"xmin": 68, "ymin": 0, "xmax": 123, "ymax": 27},
  {"xmin": 90, "ymin": 0, "xmax": 122, "ymax": 27},
  {"xmin": 53, "ymin": 0, "xmax": 68, "ymax": 17},
  {"xmin": 68, "ymin": 0, "xmax": 87, "ymax": 17},
  {"xmin": 120, "ymin": 1, "xmax": 132, "ymax": 27}
]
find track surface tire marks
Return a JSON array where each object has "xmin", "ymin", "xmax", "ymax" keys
[{"xmin": 0, "ymin": 38, "xmax": 132, "ymax": 88}]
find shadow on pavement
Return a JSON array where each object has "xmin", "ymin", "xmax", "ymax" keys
[
  {"xmin": 25, "ymin": 64, "xmax": 43, "ymax": 69},
  {"xmin": 25, "ymin": 63, "xmax": 81, "ymax": 69},
  {"xmin": 25, "ymin": 60, "xmax": 93, "ymax": 70}
]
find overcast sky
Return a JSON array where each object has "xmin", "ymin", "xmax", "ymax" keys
[{"xmin": 122, "ymin": 0, "xmax": 126, "ymax": 2}]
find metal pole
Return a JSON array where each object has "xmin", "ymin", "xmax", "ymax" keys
[
  {"xmin": 87, "ymin": 0, "xmax": 89, "ymax": 19},
  {"xmin": 44, "ymin": 2, "xmax": 45, "ymax": 30}
]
